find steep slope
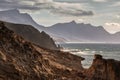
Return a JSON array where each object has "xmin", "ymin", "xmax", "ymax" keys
[
  {"xmin": 0, "ymin": 21, "xmax": 120, "ymax": 80},
  {"xmin": 0, "ymin": 9, "xmax": 44, "ymax": 31},
  {"xmin": 0, "ymin": 21, "xmax": 85, "ymax": 80},
  {"xmin": 2, "ymin": 21, "xmax": 58, "ymax": 50}
]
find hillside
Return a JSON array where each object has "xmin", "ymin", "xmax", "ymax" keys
[
  {"xmin": 0, "ymin": 21, "xmax": 120, "ymax": 80},
  {"xmin": 0, "ymin": 21, "xmax": 84, "ymax": 80},
  {"xmin": 2, "ymin": 21, "xmax": 58, "ymax": 50}
]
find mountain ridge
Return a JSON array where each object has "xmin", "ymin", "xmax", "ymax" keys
[
  {"xmin": 1, "ymin": 9, "xmax": 120, "ymax": 43},
  {"xmin": 47, "ymin": 21, "xmax": 120, "ymax": 43},
  {"xmin": 0, "ymin": 9, "xmax": 44, "ymax": 31},
  {"xmin": 1, "ymin": 20, "xmax": 58, "ymax": 50}
]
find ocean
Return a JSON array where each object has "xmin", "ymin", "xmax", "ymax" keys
[{"xmin": 60, "ymin": 43, "xmax": 120, "ymax": 68}]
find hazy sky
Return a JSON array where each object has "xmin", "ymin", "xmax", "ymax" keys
[{"xmin": 0, "ymin": 0, "xmax": 120, "ymax": 33}]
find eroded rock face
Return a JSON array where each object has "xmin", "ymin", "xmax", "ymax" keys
[
  {"xmin": 84, "ymin": 54, "xmax": 120, "ymax": 80},
  {"xmin": 0, "ymin": 21, "xmax": 120, "ymax": 80},
  {"xmin": 0, "ymin": 21, "xmax": 84, "ymax": 80}
]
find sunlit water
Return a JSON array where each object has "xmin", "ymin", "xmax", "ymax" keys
[{"xmin": 60, "ymin": 43, "xmax": 120, "ymax": 68}]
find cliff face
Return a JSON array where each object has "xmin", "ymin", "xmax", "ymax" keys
[
  {"xmin": 84, "ymin": 54, "xmax": 120, "ymax": 80},
  {"xmin": 4, "ymin": 21, "xmax": 58, "ymax": 50},
  {"xmin": 0, "ymin": 21, "xmax": 120, "ymax": 80},
  {"xmin": 0, "ymin": 21, "xmax": 84, "ymax": 80}
]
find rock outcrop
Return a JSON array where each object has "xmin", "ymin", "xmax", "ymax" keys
[
  {"xmin": 0, "ymin": 21, "xmax": 120, "ymax": 80},
  {"xmin": 84, "ymin": 54, "xmax": 120, "ymax": 80},
  {"xmin": 3, "ymin": 21, "xmax": 58, "ymax": 50},
  {"xmin": 0, "ymin": 21, "xmax": 84, "ymax": 80}
]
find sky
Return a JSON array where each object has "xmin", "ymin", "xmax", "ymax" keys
[{"xmin": 0, "ymin": 0, "xmax": 120, "ymax": 33}]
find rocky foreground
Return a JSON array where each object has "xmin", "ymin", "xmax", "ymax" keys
[{"xmin": 0, "ymin": 21, "xmax": 120, "ymax": 80}]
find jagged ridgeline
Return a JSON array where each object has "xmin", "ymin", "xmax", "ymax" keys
[
  {"xmin": 0, "ymin": 21, "xmax": 120, "ymax": 80},
  {"xmin": 3, "ymin": 21, "xmax": 58, "ymax": 50}
]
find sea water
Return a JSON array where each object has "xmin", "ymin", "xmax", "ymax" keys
[{"xmin": 60, "ymin": 43, "xmax": 120, "ymax": 68}]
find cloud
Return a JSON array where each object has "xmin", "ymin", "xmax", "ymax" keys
[
  {"xmin": 93, "ymin": 0, "xmax": 108, "ymax": 2},
  {"xmin": 104, "ymin": 23, "xmax": 120, "ymax": 34},
  {"xmin": 112, "ymin": 1, "xmax": 120, "ymax": 7},
  {"xmin": 116, "ymin": 15, "xmax": 120, "ymax": 19},
  {"xmin": 53, "ymin": 0, "xmax": 91, "ymax": 3},
  {"xmin": 0, "ymin": 0, "xmax": 94, "ymax": 16},
  {"xmin": 76, "ymin": 19, "xmax": 84, "ymax": 23},
  {"xmin": 47, "ymin": 2, "xmax": 94, "ymax": 16}
]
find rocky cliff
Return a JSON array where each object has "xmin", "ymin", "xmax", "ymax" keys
[
  {"xmin": 3, "ymin": 21, "xmax": 58, "ymax": 50},
  {"xmin": 84, "ymin": 54, "xmax": 120, "ymax": 80},
  {"xmin": 0, "ymin": 21, "xmax": 84, "ymax": 80},
  {"xmin": 0, "ymin": 21, "xmax": 120, "ymax": 80}
]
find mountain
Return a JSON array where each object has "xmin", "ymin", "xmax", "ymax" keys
[
  {"xmin": 0, "ymin": 22, "xmax": 120, "ymax": 80},
  {"xmin": 0, "ymin": 9, "xmax": 67, "ymax": 43},
  {"xmin": 1, "ymin": 9, "xmax": 120, "ymax": 43},
  {"xmin": 2, "ymin": 21, "xmax": 58, "ymax": 50},
  {"xmin": 47, "ymin": 21, "xmax": 120, "ymax": 43},
  {"xmin": 0, "ymin": 9, "xmax": 44, "ymax": 31}
]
